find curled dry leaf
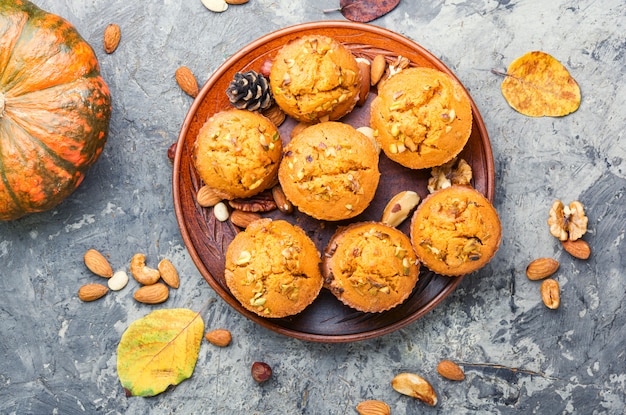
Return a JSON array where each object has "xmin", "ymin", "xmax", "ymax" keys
[
  {"xmin": 498, "ymin": 51, "xmax": 581, "ymax": 117},
  {"xmin": 336, "ymin": 0, "xmax": 401, "ymax": 23},
  {"xmin": 117, "ymin": 309, "xmax": 204, "ymax": 396}
]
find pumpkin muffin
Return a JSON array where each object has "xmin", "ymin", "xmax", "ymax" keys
[
  {"xmin": 192, "ymin": 109, "xmax": 282, "ymax": 200},
  {"xmin": 224, "ymin": 219, "xmax": 323, "ymax": 318},
  {"xmin": 322, "ymin": 222, "xmax": 420, "ymax": 313},
  {"xmin": 410, "ymin": 186, "xmax": 501, "ymax": 276},
  {"xmin": 269, "ymin": 35, "xmax": 361, "ymax": 123},
  {"xmin": 278, "ymin": 122, "xmax": 380, "ymax": 221},
  {"xmin": 370, "ymin": 67, "xmax": 473, "ymax": 169}
]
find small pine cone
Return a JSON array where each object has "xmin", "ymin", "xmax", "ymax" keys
[{"xmin": 226, "ymin": 70, "xmax": 273, "ymax": 111}]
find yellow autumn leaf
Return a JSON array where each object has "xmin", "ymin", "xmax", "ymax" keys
[
  {"xmin": 117, "ymin": 308, "xmax": 204, "ymax": 397},
  {"xmin": 500, "ymin": 51, "xmax": 581, "ymax": 117}
]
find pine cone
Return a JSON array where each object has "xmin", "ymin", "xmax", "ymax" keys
[{"xmin": 226, "ymin": 70, "xmax": 273, "ymax": 111}]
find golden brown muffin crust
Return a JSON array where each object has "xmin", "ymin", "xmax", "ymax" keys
[
  {"xmin": 323, "ymin": 222, "xmax": 420, "ymax": 313},
  {"xmin": 370, "ymin": 67, "xmax": 473, "ymax": 169},
  {"xmin": 225, "ymin": 219, "xmax": 323, "ymax": 318},
  {"xmin": 270, "ymin": 35, "xmax": 361, "ymax": 123},
  {"xmin": 192, "ymin": 109, "xmax": 282, "ymax": 200},
  {"xmin": 410, "ymin": 186, "xmax": 501, "ymax": 276},
  {"xmin": 278, "ymin": 122, "xmax": 380, "ymax": 221}
]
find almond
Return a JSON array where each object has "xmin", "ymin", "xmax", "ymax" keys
[
  {"xmin": 356, "ymin": 400, "xmax": 390, "ymax": 415},
  {"xmin": 271, "ymin": 186, "xmax": 293, "ymax": 214},
  {"xmin": 437, "ymin": 360, "xmax": 465, "ymax": 381},
  {"xmin": 103, "ymin": 23, "xmax": 121, "ymax": 54},
  {"xmin": 205, "ymin": 329, "xmax": 232, "ymax": 347},
  {"xmin": 525, "ymin": 257, "xmax": 559, "ymax": 280},
  {"xmin": 133, "ymin": 283, "xmax": 169, "ymax": 304},
  {"xmin": 78, "ymin": 283, "xmax": 109, "ymax": 302},
  {"xmin": 391, "ymin": 373, "xmax": 437, "ymax": 406},
  {"xmin": 84, "ymin": 249, "xmax": 113, "ymax": 278},
  {"xmin": 370, "ymin": 54, "xmax": 386, "ymax": 86},
  {"xmin": 197, "ymin": 185, "xmax": 223, "ymax": 207},
  {"xmin": 356, "ymin": 58, "xmax": 371, "ymax": 106},
  {"xmin": 175, "ymin": 66, "xmax": 199, "ymax": 98},
  {"xmin": 230, "ymin": 210, "xmax": 261, "ymax": 229},
  {"xmin": 225, "ymin": 0, "xmax": 249, "ymax": 4},
  {"xmin": 158, "ymin": 258, "xmax": 180, "ymax": 289},
  {"xmin": 562, "ymin": 239, "xmax": 591, "ymax": 260}
]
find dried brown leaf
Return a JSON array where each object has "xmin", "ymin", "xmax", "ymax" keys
[{"xmin": 339, "ymin": 0, "xmax": 401, "ymax": 23}]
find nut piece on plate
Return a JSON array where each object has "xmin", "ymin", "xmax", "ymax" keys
[
  {"xmin": 271, "ymin": 186, "xmax": 293, "ymax": 214},
  {"xmin": 562, "ymin": 239, "xmax": 591, "ymax": 260},
  {"xmin": 84, "ymin": 248, "xmax": 114, "ymax": 278},
  {"xmin": 356, "ymin": 399, "xmax": 390, "ymax": 415},
  {"xmin": 130, "ymin": 253, "xmax": 161, "ymax": 285},
  {"xmin": 526, "ymin": 258, "xmax": 559, "ymax": 280},
  {"xmin": 205, "ymin": 329, "xmax": 232, "ymax": 347},
  {"xmin": 370, "ymin": 54, "xmax": 386, "ymax": 86},
  {"xmin": 356, "ymin": 57, "xmax": 371, "ymax": 106},
  {"xmin": 540, "ymin": 278, "xmax": 560, "ymax": 309},
  {"xmin": 78, "ymin": 283, "xmax": 109, "ymax": 302},
  {"xmin": 230, "ymin": 210, "xmax": 262, "ymax": 229},
  {"xmin": 548, "ymin": 200, "xmax": 588, "ymax": 241},
  {"xmin": 427, "ymin": 157, "xmax": 472, "ymax": 193},
  {"xmin": 381, "ymin": 190, "xmax": 420, "ymax": 228},
  {"xmin": 391, "ymin": 372, "xmax": 437, "ymax": 406},
  {"xmin": 196, "ymin": 185, "xmax": 223, "ymax": 207},
  {"xmin": 437, "ymin": 360, "xmax": 465, "ymax": 381}
]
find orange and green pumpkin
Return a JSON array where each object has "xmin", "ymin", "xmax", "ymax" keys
[{"xmin": 0, "ymin": 0, "xmax": 111, "ymax": 220}]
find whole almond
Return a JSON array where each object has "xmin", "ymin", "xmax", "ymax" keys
[
  {"xmin": 103, "ymin": 23, "xmax": 121, "ymax": 54},
  {"xmin": 205, "ymin": 328, "xmax": 232, "ymax": 347},
  {"xmin": 175, "ymin": 66, "xmax": 199, "ymax": 98},
  {"xmin": 356, "ymin": 57, "xmax": 371, "ymax": 106},
  {"xmin": 225, "ymin": 0, "xmax": 249, "ymax": 4},
  {"xmin": 525, "ymin": 257, "xmax": 559, "ymax": 280},
  {"xmin": 78, "ymin": 283, "xmax": 109, "ymax": 302},
  {"xmin": 84, "ymin": 249, "xmax": 113, "ymax": 278},
  {"xmin": 271, "ymin": 186, "xmax": 293, "ymax": 214},
  {"xmin": 391, "ymin": 373, "xmax": 437, "ymax": 406},
  {"xmin": 197, "ymin": 185, "xmax": 223, "ymax": 207},
  {"xmin": 540, "ymin": 278, "xmax": 560, "ymax": 309},
  {"xmin": 437, "ymin": 360, "xmax": 465, "ymax": 381},
  {"xmin": 562, "ymin": 239, "xmax": 591, "ymax": 260},
  {"xmin": 158, "ymin": 258, "xmax": 180, "ymax": 289},
  {"xmin": 230, "ymin": 210, "xmax": 261, "ymax": 228},
  {"xmin": 134, "ymin": 283, "xmax": 169, "ymax": 304},
  {"xmin": 370, "ymin": 54, "xmax": 386, "ymax": 86},
  {"xmin": 356, "ymin": 400, "xmax": 390, "ymax": 415}
]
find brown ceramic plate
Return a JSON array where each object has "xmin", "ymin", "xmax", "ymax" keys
[{"xmin": 173, "ymin": 21, "xmax": 494, "ymax": 342}]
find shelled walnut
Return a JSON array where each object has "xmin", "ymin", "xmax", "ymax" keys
[{"xmin": 547, "ymin": 200, "xmax": 588, "ymax": 241}]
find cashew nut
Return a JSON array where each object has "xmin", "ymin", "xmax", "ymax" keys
[{"xmin": 130, "ymin": 253, "xmax": 161, "ymax": 285}]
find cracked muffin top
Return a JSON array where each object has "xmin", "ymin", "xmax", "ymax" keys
[
  {"xmin": 225, "ymin": 219, "xmax": 323, "ymax": 318},
  {"xmin": 278, "ymin": 121, "xmax": 380, "ymax": 221},
  {"xmin": 269, "ymin": 35, "xmax": 361, "ymax": 123},
  {"xmin": 322, "ymin": 222, "xmax": 420, "ymax": 313},
  {"xmin": 410, "ymin": 186, "xmax": 501, "ymax": 276},
  {"xmin": 370, "ymin": 67, "xmax": 473, "ymax": 169},
  {"xmin": 192, "ymin": 109, "xmax": 282, "ymax": 200}
]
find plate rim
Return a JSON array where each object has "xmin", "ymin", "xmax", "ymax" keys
[{"xmin": 173, "ymin": 20, "xmax": 494, "ymax": 342}]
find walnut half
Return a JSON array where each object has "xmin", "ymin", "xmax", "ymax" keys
[
  {"xmin": 547, "ymin": 200, "xmax": 588, "ymax": 241},
  {"xmin": 427, "ymin": 157, "xmax": 472, "ymax": 193}
]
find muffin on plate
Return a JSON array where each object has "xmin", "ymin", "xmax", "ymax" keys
[
  {"xmin": 269, "ymin": 35, "xmax": 361, "ymax": 123},
  {"xmin": 370, "ymin": 67, "xmax": 473, "ymax": 169},
  {"xmin": 192, "ymin": 109, "xmax": 282, "ymax": 200},
  {"xmin": 409, "ymin": 186, "xmax": 501, "ymax": 276},
  {"xmin": 323, "ymin": 222, "xmax": 420, "ymax": 313},
  {"xmin": 224, "ymin": 219, "xmax": 323, "ymax": 318},
  {"xmin": 278, "ymin": 121, "xmax": 380, "ymax": 221}
]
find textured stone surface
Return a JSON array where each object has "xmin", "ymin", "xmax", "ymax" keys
[{"xmin": 1, "ymin": 0, "xmax": 625, "ymax": 413}]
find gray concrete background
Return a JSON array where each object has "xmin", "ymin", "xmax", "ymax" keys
[{"xmin": 1, "ymin": 0, "xmax": 625, "ymax": 413}]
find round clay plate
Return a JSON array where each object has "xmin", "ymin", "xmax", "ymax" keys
[{"xmin": 173, "ymin": 21, "xmax": 494, "ymax": 342}]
